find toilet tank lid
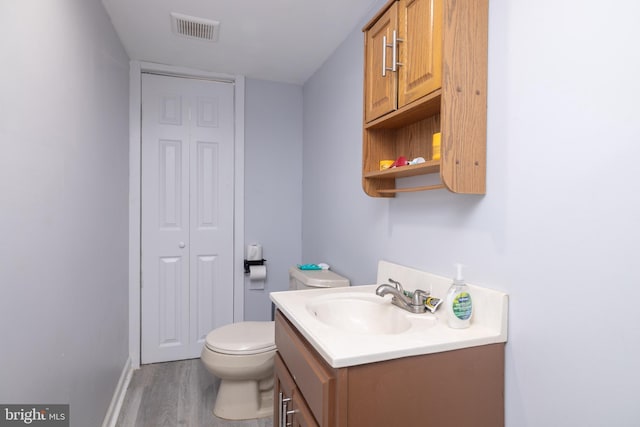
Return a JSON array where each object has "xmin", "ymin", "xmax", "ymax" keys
[
  {"xmin": 205, "ymin": 321, "xmax": 275, "ymax": 354},
  {"xmin": 289, "ymin": 267, "xmax": 350, "ymax": 288}
]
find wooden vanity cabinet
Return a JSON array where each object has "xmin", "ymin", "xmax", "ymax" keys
[
  {"xmin": 362, "ymin": 0, "xmax": 488, "ymax": 196},
  {"xmin": 274, "ymin": 310, "xmax": 505, "ymax": 427}
]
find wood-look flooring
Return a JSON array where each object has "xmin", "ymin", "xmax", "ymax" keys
[{"xmin": 116, "ymin": 359, "xmax": 273, "ymax": 427}]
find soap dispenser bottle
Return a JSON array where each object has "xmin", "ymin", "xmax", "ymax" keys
[{"xmin": 445, "ymin": 264, "xmax": 472, "ymax": 328}]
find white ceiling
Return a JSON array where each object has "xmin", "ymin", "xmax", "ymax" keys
[{"xmin": 101, "ymin": 0, "xmax": 380, "ymax": 84}]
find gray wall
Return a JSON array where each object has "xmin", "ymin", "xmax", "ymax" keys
[
  {"xmin": 302, "ymin": 16, "xmax": 387, "ymax": 281},
  {"xmin": 244, "ymin": 79, "xmax": 303, "ymax": 320},
  {"xmin": 303, "ymin": 0, "xmax": 640, "ymax": 426},
  {"xmin": 0, "ymin": 1, "xmax": 130, "ymax": 426}
]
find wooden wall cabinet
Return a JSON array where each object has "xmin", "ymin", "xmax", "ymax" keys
[
  {"xmin": 362, "ymin": 0, "xmax": 488, "ymax": 197},
  {"xmin": 364, "ymin": 0, "xmax": 442, "ymax": 123},
  {"xmin": 273, "ymin": 311, "xmax": 505, "ymax": 427}
]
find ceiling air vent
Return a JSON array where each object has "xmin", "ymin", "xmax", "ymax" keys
[{"xmin": 170, "ymin": 12, "xmax": 220, "ymax": 42}]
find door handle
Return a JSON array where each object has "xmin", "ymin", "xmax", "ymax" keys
[{"xmin": 178, "ymin": 241, "xmax": 186, "ymax": 249}]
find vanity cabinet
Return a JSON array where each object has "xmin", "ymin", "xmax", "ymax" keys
[
  {"xmin": 273, "ymin": 310, "xmax": 505, "ymax": 427},
  {"xmin": 362, "ymin": 0, "xmax": 488, "ymax": 196}
]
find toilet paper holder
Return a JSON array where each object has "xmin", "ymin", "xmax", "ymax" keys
[{"xmin": 244, "ymin": 259, "xmax": 267, "ymax": 274}]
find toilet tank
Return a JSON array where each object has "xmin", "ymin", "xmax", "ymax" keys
[{"xmin": 288, "ymin": 267, "xmax": 350, "ymax": 290}]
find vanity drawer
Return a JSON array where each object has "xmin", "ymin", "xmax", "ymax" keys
[{"xmin": 275, "ymin": 311, "xmax": 336, "ymax": 427}]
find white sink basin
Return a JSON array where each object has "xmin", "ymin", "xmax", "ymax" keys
[
  {"xmin": 306, "ymin": 293, "xmax": 414, "ymax": 335},
  {"xmin": 271, "ymin": 261, "xmax": 509, "ymax": 368}
]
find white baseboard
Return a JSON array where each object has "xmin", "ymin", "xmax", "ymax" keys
[{"xmin": 102, "ymin": 356, "xmax": 134, "ymax": 427}]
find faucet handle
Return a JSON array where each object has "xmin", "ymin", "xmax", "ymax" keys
[
  {"xmin": 388, "ymin": 278, "xmax": 404, "ymax": 293},
  {"xmin": 411, "ymin": 289, "xmax": 429, "ymax": 306}
]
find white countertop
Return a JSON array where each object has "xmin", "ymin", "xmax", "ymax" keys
[{"xmin": 270, "ymin": 261, "xmax": 508, "ymax": 368}]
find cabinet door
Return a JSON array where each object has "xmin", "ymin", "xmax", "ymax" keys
[
  {"xmin": 291, "ymin": 391, "xmax": 320, "ymax": 427},
  {"xmin": 275, "ymin": 311, "xmax": 336, "ymax": 427},
  {"xmin": 364, "ymin": 2, "xmax": 398, "ymax": 123},
  {"xmin": 274, "ymin": 353, "xmax": 319, "ymax": 427},
  {"xmin": 274, "ymin": 354, "xmax": 295, "ymax": 427},
  {"xmin": 397, "ymin": 0, "xmax": 442, "ymax": 107}
]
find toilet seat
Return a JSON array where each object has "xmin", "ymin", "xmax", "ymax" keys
[{"xmin": 205, "ymin": 321, "xmax": 275, "ymax": 355}]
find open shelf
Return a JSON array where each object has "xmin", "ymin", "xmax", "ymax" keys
[
  {"xmin": 364, "ymin": 161, "xmax": 445, "ymax": 194},
  {"xmin": 364, "ymin": 161, "xmax": 440, "ymax": 179},
  {"xmin": 377, "ymin": 184, "xmax": 446, "ymax": 194}
]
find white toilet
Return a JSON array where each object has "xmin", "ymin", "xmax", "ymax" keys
[{"xmin": 201, "ymin": 267, "xmax": 350, "ymax": 420}]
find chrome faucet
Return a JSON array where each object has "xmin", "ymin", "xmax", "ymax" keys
[{"xmin": 375, "ymin": 279, "xmax": 428, "ymax": 314}]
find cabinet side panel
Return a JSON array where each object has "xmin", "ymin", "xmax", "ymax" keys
[
  {"xmin": 334, "ymin": 369, "xmax": 349, "ymax": 427},
  {"xmin": 346, "ymin": 344, "xmax": 505, "ymax": 427},
  {"xmin": 363, "ymin": 129, "xmax": 398, "ymax": 174},
  {"xmin": 440, "ymin": 0, "xmax": 488, "ymax": 193},
  {"xmin": 362, "ymin": 129, "xmax": 397, "ymax": 197}
]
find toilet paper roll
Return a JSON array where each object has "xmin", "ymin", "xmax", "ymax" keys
[
  {"xmin": 249, "ymin": 265, "xmax": 267, "ymax": 281},
  {"xmin": 247, "ymin": 244, "xmax": 263, "ymax": 261}
]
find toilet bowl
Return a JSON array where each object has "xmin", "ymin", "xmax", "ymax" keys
[
  {"xmin": 201, "ymin": 321, "xmax": 276, "ymax": 420},
  {"xmin": 201, "ymin": 267, "xmax": 350, "ymax": 420}
]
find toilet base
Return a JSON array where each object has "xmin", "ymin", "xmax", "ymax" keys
[
  {"xmin": 213, "ymin": 376, "xmax": 274, "ymax": 420},
  {"xmin": 200, "ymin": 322, "xmax": 276, "ymax": 421}
]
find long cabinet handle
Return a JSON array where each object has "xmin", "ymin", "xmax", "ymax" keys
[
  {"xmin": 278, "ymin": 392, "xmax": 292, "ymax": 427},
  {"xmin": 382, "ymin": 35, "xmax": 388, "ymax": 77},
  {"xmin": 382, "ymin": 30, "xmax": 403, "ymax": 77},
  {"xmin": 391, "ymin": 30, "xmax": 403, "ymax": 71}
]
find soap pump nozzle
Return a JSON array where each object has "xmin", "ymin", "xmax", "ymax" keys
[{"xmin": 453, "ymin": 263, "xmax": 465, "ymax": 285}]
